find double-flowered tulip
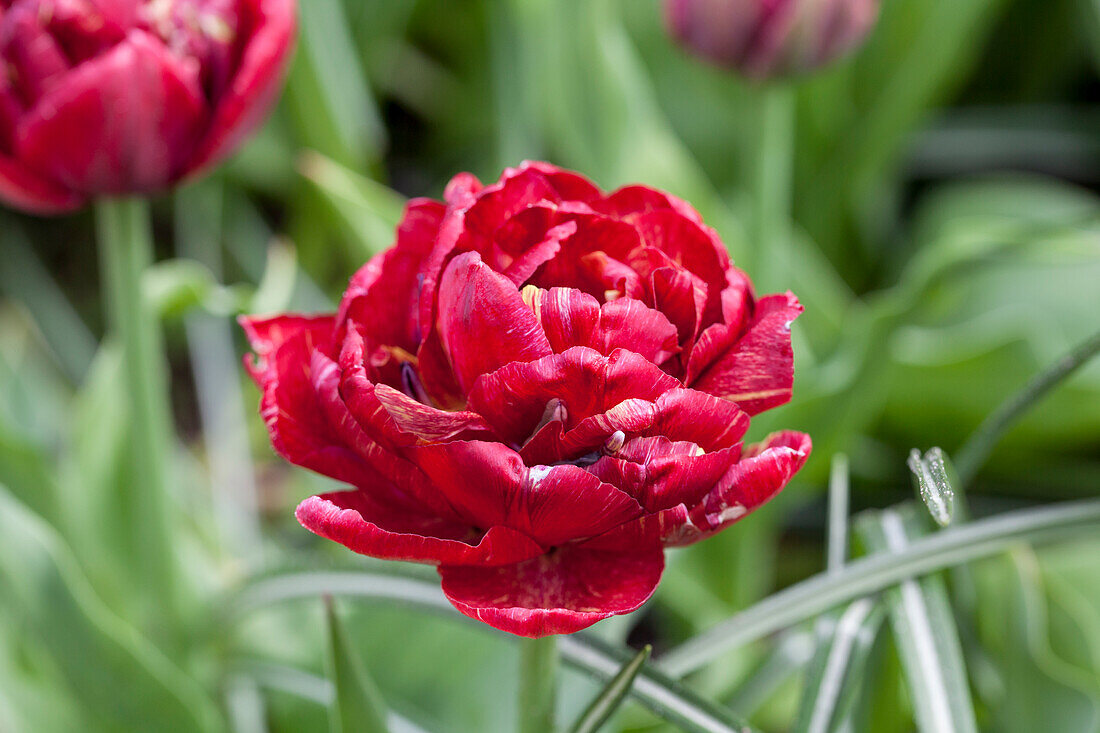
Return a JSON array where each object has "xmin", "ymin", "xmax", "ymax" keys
[
  {"xmin": 0, "ymin": 0, "xmax": 295, "ymax": 212},
  {"xmin": 242, "ymin": 162, "xmax": 811, "ymax": 637}
]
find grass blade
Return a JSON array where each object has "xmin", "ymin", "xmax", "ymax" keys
[
  {"xmin": 657, "ymin": 498, "xmax": 1100, "ymax": 677},
  {"xmin": 726, "ymin": 631, "xmax": 817, "ymax": 717},
  {"xmin": 568, "ymin": 644, "xmax": 650, "ymax": 733},
  {"xmin": 954, "ymin": 326, "xmax": 1100, "ymax": 484},
  {"xmin": 857, "ymin": 509, "xmax": 978, "ymax": 733},
  {"xmin": 828, "ymin": 454, "xmax": 851, "ymax": 573},
  {"xmin": 325, "ymin": 597, "xmax": 390, "ymax": 733},
  {"xmin": 298, "ymin": 151, "xmax": 407, "ymax": 257},
  {"xmin": 793, "ymin": 598, "xmax": 885, "ymax": 733}
]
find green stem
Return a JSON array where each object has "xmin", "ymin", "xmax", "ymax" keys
[
  {"xmin": 96, "ymin": 197, "xmax": 175, "ymax": 615},
  {"xmin": 750, "ymin": 84, "xmax": 796, "ymax": 287},
  {"xmin": 518, "ymin": 635, "xmax": 559, "ymax": 733},
  {"xmin": 954, "ymin": 327, "xmax": 1100, "ymax": 485}
]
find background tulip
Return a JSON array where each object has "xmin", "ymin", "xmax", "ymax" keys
[
  {"xmin": 0, "ymin": 0, "xmax": 296, "ymax": 213},
  {"xmin": 664, "ymin": 0, "xmax": 880, "ymax": 78}
]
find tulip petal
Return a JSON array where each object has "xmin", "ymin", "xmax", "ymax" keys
[
  {"xmin": 189, "ymin": 0, "xmax": 297, "ymax": 173},
  {"xmin": 647, "ymin": 388, "xmax": 750, "ymax": 450},
  {"xmin": 16, "ymin": 30, "xmax": 206, "ymax": 194},
  {"xmin": 297, "ymin": 491, "xmax": 543, "ymax": 566},
  {"xmin": 336, "ymin": 199, "xmax": 445, "ymax": 359},
  {"xmin": 467, "ymin": 347, "xmax": 681, "ymax": 446},
  {"xmin": 689, "ymin": 292, "xmax": 802, "ymax": 415},
  {"xmin": 410, "ymin": 441, "xmax": 644, "ymax": 546},
  {"xmin": 439, "ymin": 544, "xmax": 664, "ymax": 637},
  {"xmin": 240, "ymin": 314, "xmax": 381, "ymax": 488},
  {"xmin": 684, "ymin": 430, "xmax": 812, "ymax": 542},
  {"xmin": 436, "ymin": 251, "xmax": 553, "ymax": 392},
  {"xmin": 0, "ymin": 155, "xmax": 82, "ymax": 212},
  {"xmin": 528, "ymin": 287, "xmax": 679, "ymax": 364}
]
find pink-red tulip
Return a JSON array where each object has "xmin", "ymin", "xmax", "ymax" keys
[
  {"xmin": 664, "ymin": 0, "xmax": 879, "ymax": 79},
  {"xmin": 242, "ymin": 162, "xmax": 811, "ymax": 637},
  {"xmin": 0, "ymin": 0, "xmax": 295, "ymax": 213}
]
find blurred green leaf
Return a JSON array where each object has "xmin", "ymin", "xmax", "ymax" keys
[
  {"xmin": 974, "ymin": 548, "xmax": 1100, "ymax": 731},
  {"xmin": 284, "ymin": 0, "xmax": 384, "ymax": 169},
  {"xmin": 0, "ymin": 485, "xmax": 223, "ymax": 732},
  {"xmin": 298, "ymin": 151, "xmax": 407, "ymax": 258},
  {"xmin": 793, "ymin": 598, "xmax": 884, "ymax": 733},
  {"xmin": 325, "ymin": 598, "xmax": 390, "ymax": 733},
  {"xmin": 857, "ymin": 508, "xmax": 978, "ymax": 733},
  {"xmin": 144, "ymin": 258, "xmax": 251, "ymax": 318}
]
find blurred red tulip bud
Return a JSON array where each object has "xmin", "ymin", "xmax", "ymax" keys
[
  {"xmin": 0, "ymin": 0, "xmax": 295, "ymax": 213},
  {"xmin": 664, "ymin": 0, "xmax": 879, "ymax": 79}
]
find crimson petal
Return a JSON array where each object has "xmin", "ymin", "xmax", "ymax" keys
[
  {"xmin": 689, "ymin": 292, "xmax": 802, "ymax": 415},
  {"xmin": 189, "ymin": 0, "xmax": 297, "ymax": 174},
  {"xmin": 437, "ymin": 251, "xmax": 553, "ymax": 392},
  {"xmin": 439, "ymin": 544, "xmax": 664, "ymax": 637},
  {"xmin": 240, "ymin": 314, "xmax": 379, "ymax": 488},
  {"xmin": 16, "ymin": 30, "xmax": 206, "ymax": 194},
  {"xmin": 297, "ymin": 491, "xmax": 543, "ymax": 567},
  {"xmin": 684, "ymin": 430, "xmax": 812, "ymax": 542},
  {"xmin": 467, "ymin": 347, "xmax": 681, "ymax": 446},
  {"xmin": 409, "ymin": 441, "xmax": 643, "ymax": 546}
]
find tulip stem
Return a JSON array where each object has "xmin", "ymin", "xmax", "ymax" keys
[
  {"xmin": 96, "ymin": 197, "xmax": 176, "ymax": 620},
  {"xmin": 751, "ymin": 84, "xmax": 796, "ymax": 290},
  {"xmin": 519, "ymin": 635, "xmax": 559, "ymax": 733}
]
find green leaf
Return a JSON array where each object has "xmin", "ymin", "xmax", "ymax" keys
[
  {"xmin": 726, "ymin": 631, "xmax": 817, "ymax": 718},
  {"xmin": 298, "ymin": 151, "xmax": 408, "ymax": 258},
  {"xmin": 568, "ymin": 644, "xmax": 650, "ymax": 733},
  {"xmin": 325, "ymin": 597, "xmax": 390, "ymax": 733},
  {"xmin": 954, "ymin": 327, "xmax": 1100, "ymax": 484},
  {"xmin": 0, "ymin": 485, "xmax": 222, "ymax": 732},
  {"xmin": 657, "ymin": 498, "xmax": 1100, "ymax": 677},
  {"xmin": 857, "ymin": 508, "xmax": 978, "ymax": 733},
  {"xmin": 792, "ymin": 598, "xmax": 885, "ymax": 733},
  {"xmin": 283, "ymin": 0, "xmax": 384, "ymax": 169}
]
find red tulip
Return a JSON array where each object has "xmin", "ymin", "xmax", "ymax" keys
[
  {"xmin": 242, "ymin": 162, "xmax": 811, "ymax": 637},
  {"xmin": 664, "ymin": 0, "xmax": 879, "ymax": 79},
  {"xmin": 0, "ymin": 0, "xmax": 295, "ymax": 213}
]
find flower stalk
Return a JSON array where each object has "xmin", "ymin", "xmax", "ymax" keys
[
  {"xmin": 751, "ymin": 83, "xmax": 796, "ymax": 289},
  {"xmin": 519, "ymin": 635, "xmax": 559, "ymax": 733},
  {"xmin": 96, "ymin": 197, "xmax": 175, "ymax": 616}
]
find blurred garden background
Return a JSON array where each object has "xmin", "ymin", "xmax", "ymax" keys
[{"xmin": 1, "ymin": 0, "xmax": 1099, "ymax": 731}]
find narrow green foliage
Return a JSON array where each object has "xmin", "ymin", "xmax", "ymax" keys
[
  {"xmin": 568, "ymin": 644, "xmax": 650, "ymax": 733},
  {"xmin": 793, "ymin": 598, "xmax": 885, "ymax": 733},
  {"xmin": 298, "ymin": 151, "xmax": 407, "ymax": 257},
  {"xmin": 324, "ymin": 598, "xmax": 390, "ymax": 733},
  {"xmin": 857, "ymin": 508, "xmax": 978, "ymax": 733},
  {"xmin": 519, "ymin": 635, "xmax": 559, "ymax": 733},
  {"xmin": 658, "ymin": 499, "xmax": 1100, "ymax": 677},
  {"xmin": 828, "ymin": 454, "xmax": 851, "ymax": 572},
  {"xmin": 954, "ymin": 327, "xmax": 1100, "ymax": 484}
]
